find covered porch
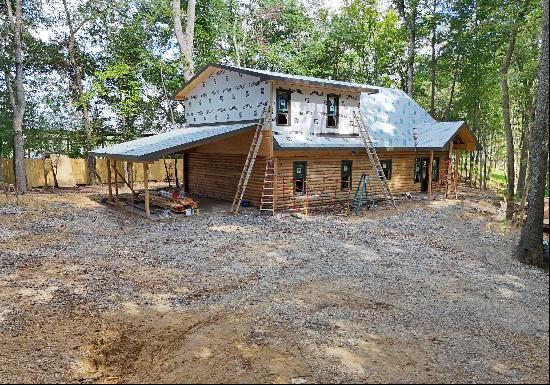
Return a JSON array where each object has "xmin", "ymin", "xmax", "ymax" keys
[{"xmin": 89, "ymin": 122, "xmax": 260, "ymax": 219}]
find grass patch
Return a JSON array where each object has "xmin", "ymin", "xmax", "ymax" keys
[{"xmin": 487, "ymin": 169, "xmax": 508, "ymax": 198}]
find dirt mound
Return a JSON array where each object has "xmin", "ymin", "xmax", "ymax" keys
[{"xmin": 74, "ymin": 309, "xmax": 312, "ymax": 384}]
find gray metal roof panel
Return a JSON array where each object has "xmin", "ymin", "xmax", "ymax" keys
[
  {"xmin": 222, "ymin": 64, "xmax": 379, "ymax": 93},
  {"xmin": 89, "ymin": 122, "xmax": 255, "ymax": 161},
  {"xmin": 415, "ymin": 121, "xmax": 465, "ymax": 148},
  {"xmin": 174, "ymin": 63, "xmax": 379, "ymax": 99}
]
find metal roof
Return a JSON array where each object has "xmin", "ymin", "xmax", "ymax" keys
[
  {"xmin": 88, "ymin": 122, "xmax": 255, "ymax": 161},
  {"xmin": 415, "ymin": 121, "xmax": 466, "ymax": 148},
  {"xmin": 174, "ymin": 63, "xmax": 379, "ymax": 99}
]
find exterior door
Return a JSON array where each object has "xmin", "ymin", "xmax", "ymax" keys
[
  {"xmin": 415, "ymin": 158, "xmax": 430, "ymax": 192},
  {"xmin": 293, "ymin": 161, "xmax": 307, "ymax": 193}
]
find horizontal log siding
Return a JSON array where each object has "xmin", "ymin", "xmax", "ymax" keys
[
  {"xmin": 274, "ymin": 150, "xmax": 449, "ymax": 210},
  {"xmin": 186, "ymin": 152, "xmax": 266, "ymax": 206}
]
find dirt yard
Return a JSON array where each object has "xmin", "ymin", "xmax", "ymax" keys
[{"xmin": 0, "ymin": 187, "xmax": 548, "ymax": 384}]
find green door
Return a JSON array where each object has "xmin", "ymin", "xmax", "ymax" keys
[
  {"xmin": 293, "ymin": 161, "xmax": 307, "ymax": 193},
  {"xmin": 341, "ymin": 160, "xmax": 352, "ymax": 190}
]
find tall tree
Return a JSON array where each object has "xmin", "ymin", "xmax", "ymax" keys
[
  {"xmin": 517, "ymin": 0, "xmax": 549, "ymax": 266},
  {"xmin": 3, "ymin": 0, "xmax": 26, "ymax": 192},
  {"xmin": 173, "ymin": 0, "xmax": 196, "ymax": 82},
  {"xmin": 501, "ymin": 0, "xmax": 531, "ymax": 220},
  {"xmin": 395, "ymin": 0, "xmax": 419, "ymax": 96},
  {"xmin": 61, "ymin": 0, "xmax": 97, "ymax": 184}
]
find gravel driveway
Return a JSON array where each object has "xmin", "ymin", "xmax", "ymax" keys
[{"xmin": 0, "ymin": 189, "xmax": 548, "ymax": 383}]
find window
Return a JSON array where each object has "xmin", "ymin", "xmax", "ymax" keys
[
  {"xmin": 432, "ymin": 158, "xmax": 440, "ymax": 182},
  {"xmin": 276, "ymin": 89, "xmax": 291, "ymax": 126},
  {"xmin": 415, "ymin": 158, "xmax": 438, "ymax": 183},
  {"xmin": 341, "ymin": 160, "xmax": 352, "ymax": 190},
  {"xmin": 293, "ymin": 161, "xmax": 307, "ymax": 194},
  {"xmin": 414, "ymin": 158, "xmax": 424, "ymax": 183},
  {"xmin": 380, "ymin": 160, "xmax": 392, "ymax": 180},
  {"xmin": 327, "ymin": 94, "xmax": 339, "ymax": 128}
]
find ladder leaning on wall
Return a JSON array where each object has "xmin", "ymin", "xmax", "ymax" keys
[
  {"xmin": 230, "ymin": 107, "xmax": 270, "ymax": 214},
  {"xmin": 352, "ymin": 111, "xmax": 397, "ymax": 210}
]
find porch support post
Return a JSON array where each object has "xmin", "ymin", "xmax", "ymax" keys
[
  {"xmin": 113, "ymin": 160, "xmax": 119, "ymax": 204},
  {"xmin": 107, "ymin": 159, "xmax": 113, "ymax": 202},
  {"xmin": 455, "ymin": 150, "xmax": 462, "ymax": 199},
  {"xmin": 144, "ymin": 163, "xmax": 150, "ymax": 219},
  {"xmin": 428, "ymin": 151, "xmax": 433, "ymax": 196}
]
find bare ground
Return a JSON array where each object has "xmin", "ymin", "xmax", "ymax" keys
[{"xmin": 0, "ymin": 186, "xmax": 548, "ymax": 384}]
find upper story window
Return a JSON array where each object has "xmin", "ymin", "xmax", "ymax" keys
[
  {"xmin": 276, "ymin": 89, "xmax": 291, "ymax": 126},
  {"xmin": 327, "ymin": 94, "xmax": 339, "ymax": 128}
]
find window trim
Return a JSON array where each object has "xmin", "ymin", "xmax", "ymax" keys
[
  {"xmin": 341, "ymin": 160, "xmax": 352, "ymax": 190},
  {"xmin": 276, "ymin": 88, "xmax": 291, "ymax": 126},
  {"xmin": 326, "ymin": 93, "xmax": 339, "ymax": 128},
  {"xmin": 380, "ymin": 159, "xmax": 392, "ymax": 180}
]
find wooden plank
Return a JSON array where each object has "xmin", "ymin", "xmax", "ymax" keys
[
  {"xmin": 144, "ymin": 163, "xmax": 150, "ymax": 219},
  {"xmin": 428, "ymin": 151, "xmax": 433, "ymax": 196},
  {"xmin": 114, "ymin": 160, "xmax": 119, "ymax": 204},
  {"xmin": 107, "ymin": 159, "xmax": 113, "ymax": 202}
]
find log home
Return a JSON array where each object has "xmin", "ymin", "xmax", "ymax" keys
[{"xmin": 90, "ymin": 63, "xmax": 477, "ymax": 215}]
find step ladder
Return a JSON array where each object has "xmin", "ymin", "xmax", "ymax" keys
[
  {"xmin": 353, "ymin": 111, "xmax": 397, "ymax": 209},
  {"xmin": 259, "ymin": 156, "xmax": 276, "ymax": 216},
  {"xmin": 444, "ymin": 156, "xmax": 457, "ymax": 199},
  {"xmin": 352, "ymin": 173, "xmax": 376, "ymax": 214},
  {"xmin": 230, "ymin": 107, "xmax": 270, "ymax": 214}
]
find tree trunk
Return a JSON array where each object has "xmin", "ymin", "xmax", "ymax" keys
[
  {"xmin": 0, "ymin": 140, "xmax": 3, "ymax": 183},
  {"xmin": 516, "ymin": 108, "xmax": 530, "ymax": 200},
  {"xmin": 5, "ymin": 0, "xmax": 27, "ymax": 193},
  {"xmin": 173, "ymin": 0, "xmax": 196, "ymax": 82},
  {"xmin": 395, "ymin": 0, "xmax": 417, "ymax": 97},
  {"xmin": 444, "ymin": 56, "xmax": 460, "ymax": 121},
  {"xmin": 517, "ymin": 0, "xmax": 549, "ymax": 266},
  {"xmin": 430, "ymin": 0, "xmax": 437, "ymax": 117},
  {"xmin": 483, "ymin": 146, "xmax": 488, "ymax": 190},
  {"xmin": 469, "ymin": 152, "xmax": 474, "ymax": 187},
  {"xmin": 62, "ymin": 0, "xmax": 97, "ymax": 185},
  {"xmin": 502, "ymin": 77, "xmax": 515, "ymax": 218},
  {"xmin": 406, "ymin": 19, "xmax": 416, "ymax": 97},
  {"xmin": 501, "ymin": 0, "xmax": 531, "ymax": 220}
]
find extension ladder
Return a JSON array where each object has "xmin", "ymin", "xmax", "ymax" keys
[
  {"xmin": 352, "ymin": 173, "xmax": 376, "ymax": 214},
  {"xmin": 444, "ymin": 157, "xmax": 457, "ymax": 199},
  {"xmin": 353, "ymin": 111, "xmax": 397, "ymax": 209},
  {"xmin": 259, "ymin": 157, "xmax": 276, "ymax": 215},
  {"xmin": 230, "ymin": 107, "xmax": 270, "ymax": 214}
]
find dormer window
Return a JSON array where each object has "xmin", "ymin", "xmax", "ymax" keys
[
  {"xmin": 276, "ymin": 89, "xmax": 291, "ymax": 126},
  {"xmin": 327, "ymin": 94, "xmax": 339, "ymax": 128}
]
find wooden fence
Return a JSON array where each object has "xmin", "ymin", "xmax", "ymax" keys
[{"xmin": 0, "ymin": 158, "xmax": 184, "ymax": 188}]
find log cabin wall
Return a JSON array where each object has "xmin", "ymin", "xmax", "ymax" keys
[
  {"xmin": 184, "ymin": 128, "xmax": 271, "ymax": 206},
  {"xmin": 273, "ymin": 149, "xmax": 449, "ymax": 210}
]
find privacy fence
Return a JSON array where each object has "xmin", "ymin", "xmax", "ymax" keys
[{"xmin": 0, "ymin": 158, "xmax": 184, "ymax": 188}]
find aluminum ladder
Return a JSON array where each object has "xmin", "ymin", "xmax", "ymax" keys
[
  {"xmin": 259, "ymin": 156, "xmax": 276, "ymax": 215},
  {"xmin": 353, "ymin": 111, "xmax": 397, "ymax": 209},
  {"xmin": 230, "ymin": 107, "xmax": 269, "ymax": 214}
]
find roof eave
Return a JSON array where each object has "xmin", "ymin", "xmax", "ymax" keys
[
  {"xmin": 173, "ymin": 63, "xmax": 379, "ymax": 100},
  {"xmin": 89, "ymin": 123, "xmax": 256, "ymax": 162},
  {"xmin": 441, "ymin": 122, "xmax": 480, "ymax": 151}
]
